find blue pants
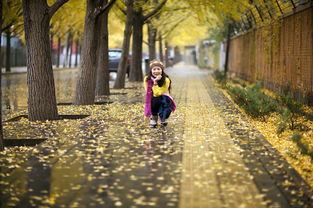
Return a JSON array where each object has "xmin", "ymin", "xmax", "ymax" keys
[{"xmin": 151, "ymin": 96, "xmax": 172, "ymax": 121}]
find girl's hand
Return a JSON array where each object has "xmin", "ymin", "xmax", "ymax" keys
[
  {"xmin": 155, "ymin": 75, "xmax": 162, "ymax": 81},
  {"xmin": 153, "ymin": 75, "xmax": 162, "ymax": 85}
]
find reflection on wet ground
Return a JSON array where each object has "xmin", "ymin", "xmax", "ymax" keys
[
  {"xmin": 1, "ymin": 64, "xmax": 312, "ymax": 207},
  {"xmin": 0, "ymin": 92, "xmax": 184, "ymax": 207},
  {"xmin": 1, "ymin": 69, "xmax": 79, "ymax": 116},
  {"xmin": 0, "ymin": 67, "xmax": 185, "ymax": 207}
]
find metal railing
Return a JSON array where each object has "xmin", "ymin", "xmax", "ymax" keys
[{"xmin": 233, "ymin": 0, "xmax": 312, "ymax": 34}]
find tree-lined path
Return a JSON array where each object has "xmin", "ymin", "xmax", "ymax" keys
[
  {"xmin": 173, "ymin": 66, "xmax": 264, "ymax": 207},
  {"xmin": 1, "ymin": 63, "xmax": 312, "ymax": 207}
]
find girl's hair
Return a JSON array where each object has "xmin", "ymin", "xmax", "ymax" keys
[{"xmin": 146, "ymin": 60, "xmax": 171, "ymax": 92}]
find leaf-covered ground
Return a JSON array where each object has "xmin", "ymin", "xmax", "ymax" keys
[
  {"xmin": 216, "ymin": 78, "xmax": 313, "ymax": 188},
  {"xmin": 0, "ymin": 84, "xmax": 184, "ymax": 207},
  {"xmin": 1, "ymin": 65, "xmax": 312, "ymax": 207}
]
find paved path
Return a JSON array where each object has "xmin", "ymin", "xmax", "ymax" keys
[
  {"xmin": 171, "ymin": 67, "xmax": 264, "ymax": 207},
  {"xmin": 171, "ymin": 65, "xmax": 312, "ymax": 208},
  {"xmin": 0, "ymin": 63, "xmax": 312, "ymax": 207}
]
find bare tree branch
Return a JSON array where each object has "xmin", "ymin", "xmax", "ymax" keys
[
  {"xmin": 115, "ymin": 1, "xmax": 127, "ymax": 16},
  {"xmin": 97, "ymin": 0, "xmax": 117, "ymax": 17},
  {"xmin": 163, "ymin": 7, "xmax": 189, "ymax": 11},
  {"xmin": 159, "ymin": 14, "xmax": 189, "ymax": 39},
  {"xmin": 49, "ymin": 0, "xmax": 69, "ymax": 19},
  {"xmin": 16, "ymin": 7, "xmax": 23, "ymax": 17},
  {"xmin": 156, "ymin": 15, "xmax": 184, "ymax": 28},
  {"xmin": 14, "ymin": 22, "xmax": 24, "ymax": 31},
  {"xmin": 2, "ymin": 22, "xmax": 13, "ymax": 32},
  {"xmin": 143, "ymin": 0, "xmax": 167, "ymax": 22}
]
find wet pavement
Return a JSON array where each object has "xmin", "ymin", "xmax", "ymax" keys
[
  {"xmin": 1, "ymin": 68, "xmax": 79, "ymax": 117},
  {"xmin": 1, "ymin": 63, "xmax": 313, "ymax": 207}
]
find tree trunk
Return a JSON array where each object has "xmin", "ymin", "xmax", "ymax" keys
[
  {"xmin": 96, "ymin": 5, "xmax": 110, "ymax": 96},
  {"xmin": 74, "ymin": 39, "xmax": 79, "ymax": 67},
  {"xmin": 174, "ymin": 46, "xmax": 181, "ymax": 64},
  {"xmin": 5, "ymin": 30, "xmax": 11, "ymax": 72},
  {"xmin": 79, "ymin": 45, "xmax": 82, "ymax": 65},
  {"xmin": 165, "ymin": 41, "xmax": 169, "ymax": 67},
  {"xmin": 64, "ymin": 32, "xmax": 71, "ymax": 68},
  {"xmin": 148, "ymin": 23, "xmax": 157, "ymax": 61},
  {"xmin": 22, "ymin": 0, "xmax": 58, "ymax": 121},
  {"xmin": 0, "ymin": 33, "xmax": 2, "ymax": 70},
  {"xmin": 69, "ymin": 35, "xmax": 73, "ymax": 68},
  {"xmin": 113, "ymin": 0, "xmax": 133, "ymax": 89},
  {"xmin": 57, "ymin": 36, "xmax": 61, "ymax": 68},
  {"xmin": 74, "ymin": 0, "xmax": 99, "ymax": 105},
  {"xmin": 129, "ymin": 10, "xmax": 143, "ymax": 82},
  {"xmin": 50, "ymin": 32, "xmax": 54, "ymax": 66},
  {"xmin": 0, "ymin": 0, "xmax": 4, "ymax": 151},
  {"xmin": 224, "ymin": 23, "xmax": 232, "ymax": 73},
  {"xmin": 159, "ymin": 32, "xmax": 163, "ymax": 62}
]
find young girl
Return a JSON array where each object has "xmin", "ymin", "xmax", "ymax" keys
[{"xmin": 144, "ymin": 60, "xmax": 176, "ymax": 127}]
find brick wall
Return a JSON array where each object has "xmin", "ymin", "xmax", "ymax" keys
[{"xmin": 228, "ymin": 6, "xmax": 313, "ymax": 103}]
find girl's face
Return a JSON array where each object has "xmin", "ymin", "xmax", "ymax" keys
[{"xmin": 151, "ymin": 67, "xmax": 162, "ymax": 77}]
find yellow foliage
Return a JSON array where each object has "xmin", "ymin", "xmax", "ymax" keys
[
  {"xmin": 181, "ymin": 0, "xmax": 249, "ymax": 23},
  {"xmin": 3, "ymin": 0, "xmax": 23, "ymax": 36},
  {"xmin": 166, "ymin": 15, "xmax": 208, "ymax": 46},
  {"xmin": 51, "ymin": 0, "xmax": 86, "ymax": 41},
  {"xmin": 108, "ymin": 11, "xmax": 124, "ymax": 48},
  {"xmin": 216, "ymin": 78, "xmax": 313, "ymax": 188}
]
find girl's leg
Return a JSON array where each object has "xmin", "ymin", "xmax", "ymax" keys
[
  {"xmin": 160, "ymin": 110, "xmax": 171, "ymax": 126},
  {"xmin": 159, "ymin": 96, "xmax": 172, "ymax": 126},
  {"xmin": 151, "ymin": 97, "xmax": 162, "ymax": 127},
  {"xmin": 151, "ymin": 97, "xmax": 162, "ymax": 115}
]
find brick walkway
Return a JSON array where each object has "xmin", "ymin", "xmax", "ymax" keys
[
  {"xmin": 171, "ymin": 65, "xmax": 265, "ymax": 207},
  {"xmin": 1, "ymin": 63, "xmax": 312, "ymax": 207}
]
